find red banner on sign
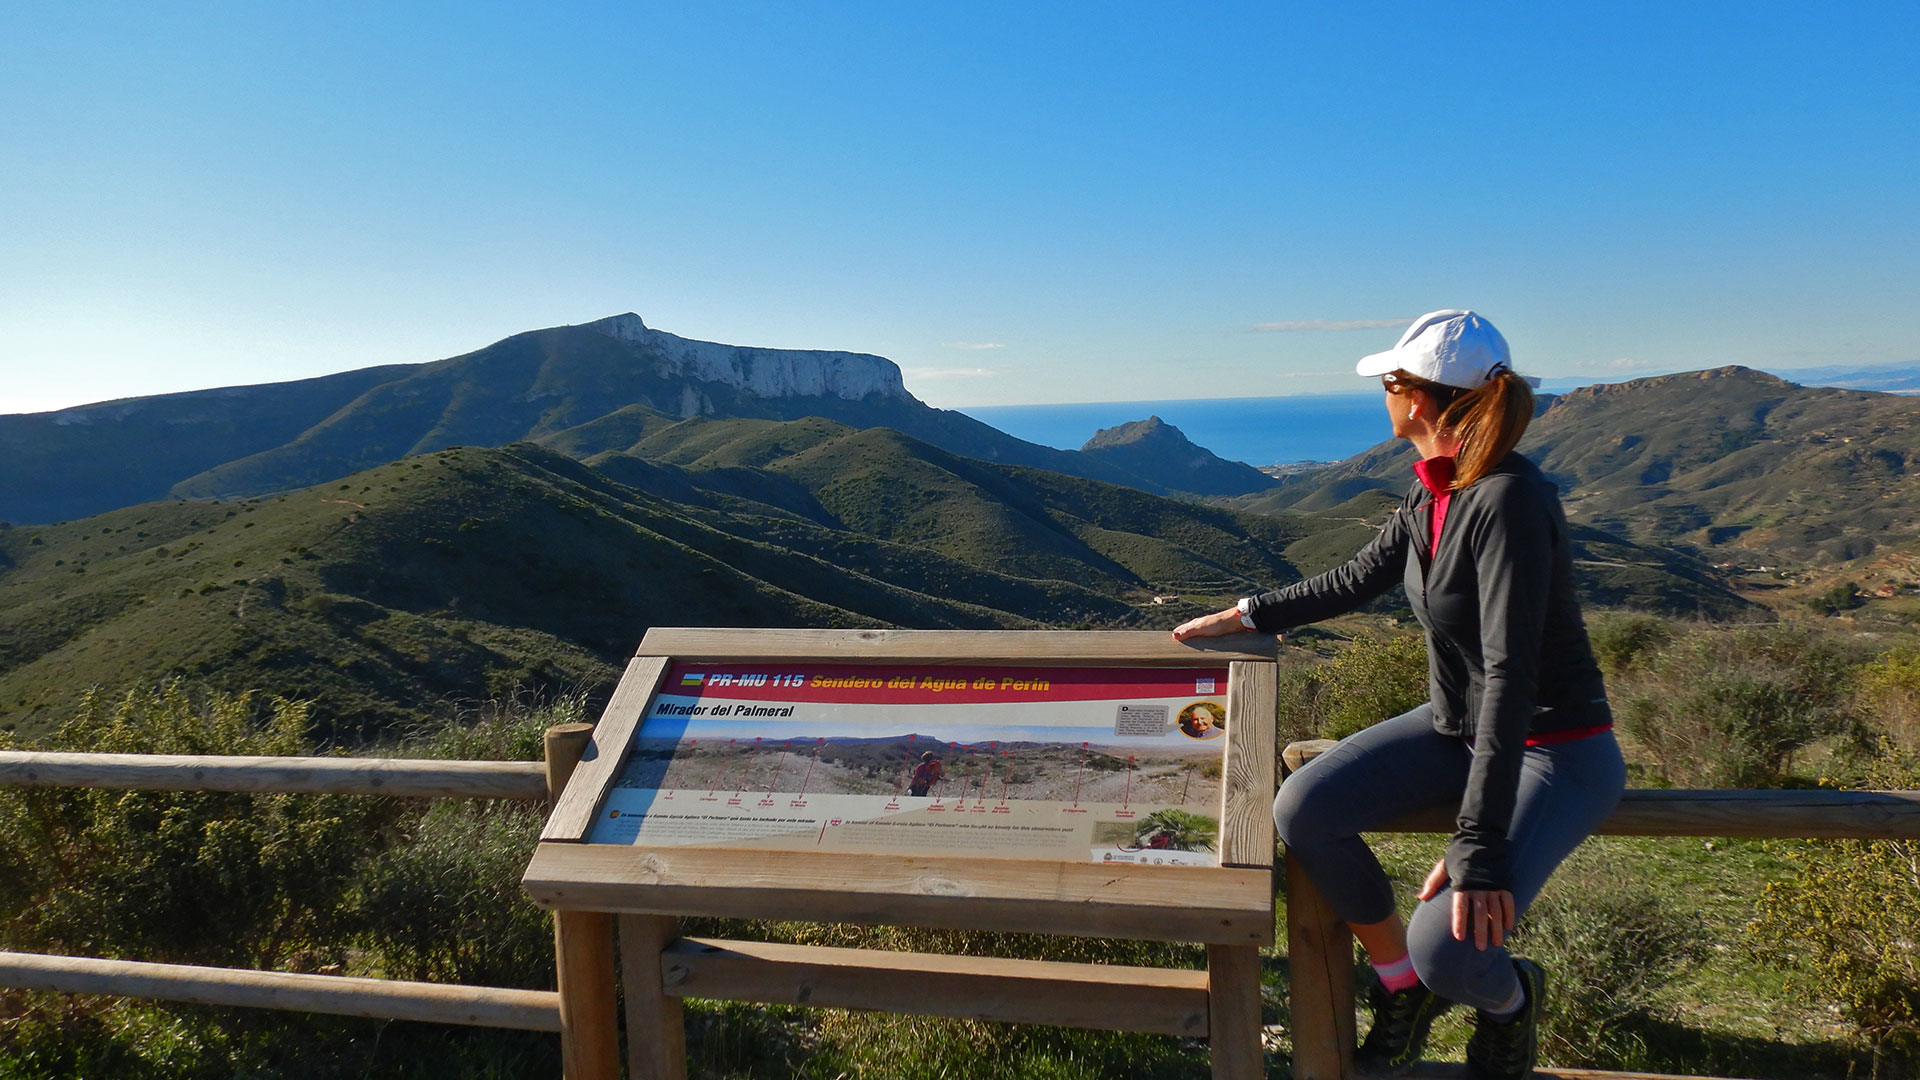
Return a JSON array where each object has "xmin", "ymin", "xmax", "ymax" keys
[{"xmin": 664, "ymin": 664, "xmax": 1227, "ymax": 706}]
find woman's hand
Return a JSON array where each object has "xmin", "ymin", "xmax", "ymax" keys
[
  {"xmin": 1418, "ymin": 856, "xmax": 1515, "ymax": 950},
  {"xmin": 1171, "ymin": 607, "xmax": 1249, "ymax": 642}
]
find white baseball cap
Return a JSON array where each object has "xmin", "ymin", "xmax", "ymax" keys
[{"xmin": 1355, "ymin": 309, "xmax": 1536, "ymax": 389}]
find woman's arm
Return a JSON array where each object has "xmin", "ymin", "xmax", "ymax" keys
[
  {"xmin": 1174, "ymin": 504, "xmax": 1415, "ymax": 641},
  {"xmin": 1237, "ymin": 502, "xmax": 1416, "ymax": 632}
]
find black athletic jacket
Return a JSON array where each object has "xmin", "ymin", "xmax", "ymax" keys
[{"xmin": 1242, "ymin": 452, "xmax": 1610, "ymax": 891}]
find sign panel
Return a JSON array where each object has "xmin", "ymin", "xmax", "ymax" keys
[{"xmin": 587, "ymin": 663, "xmax": 1233, "ymax": 867}]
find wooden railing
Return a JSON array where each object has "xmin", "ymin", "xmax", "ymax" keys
[
  {"xmin": 10, "ymin": 734, "xmax": 1920, "ymax": 1080},
  {"xmin": 0, "ymin": 726, "xmax": 591, "ymax": 1040},
  {"xmin": 1279, "ymin": 739, "xmax": 1920, "ymax": 1080}
]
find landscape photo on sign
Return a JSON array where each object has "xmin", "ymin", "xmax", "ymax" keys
[{"xmin": 588, "ymin": 664, "xmax": 1231, "ymax": 867}]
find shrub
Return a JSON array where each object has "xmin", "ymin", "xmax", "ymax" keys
[
  {"xmin": 2, "ymin": 682, "xmax": 382, "ymax": 968},
  {"xmin": 398, "ymin": 686, "xmax": 586, "ymax": 763},
  {"xmin": 1751, "ymin": 745, "xmax": 1920, "ymax": 1075},
  {"xmin": 0, "ymin": 681, "xmax": 586, "ymax": 1078},
  {"xmin": 1276, "ymin": 632, "xmax": 1429, "ymax": 742},
  {"xmin": 1809, "ymin": 581, "xmax": 1866, "ymax": 616},
  {"xmin": 1855, "ymin": 647, "xmax": 1920, "ymax": 753},
  {"xmin": 1585, "ymin": 610, "xmax": 1675, "ymax": 675},
  {"xmin": 1611, "ymin": 624, "xmax": 1862, "ymax": 787},
  {"xmin": 351, "ymin": 801, "xmax": 553, "ymax": 988}
]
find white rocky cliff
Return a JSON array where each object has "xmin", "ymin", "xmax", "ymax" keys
[{"xmin": 584, "ymin": 313, "xmax": 910, "ymax": 401}]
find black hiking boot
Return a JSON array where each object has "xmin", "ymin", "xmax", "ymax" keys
[
  {"xmin": 1465, "ymin": 956, "xmax": 1545, "ymax": 1079},
  {"xmin": 1355, "ymin": 976, "xmax": 1452, "ymax": 1075}
]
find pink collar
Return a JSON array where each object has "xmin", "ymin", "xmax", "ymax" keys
[
  {"xmin": 1413, "ymin": 456, "xmax": 1456, "ymax": 554},
  {"xmin": 1412, "ymin": 455, "xmax": 1457, "ymax": 497}
]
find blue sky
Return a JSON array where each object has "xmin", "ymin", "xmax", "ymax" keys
[{"xmin": 3, "ymin": 2, "xmax": 1914, "ymax": 413}]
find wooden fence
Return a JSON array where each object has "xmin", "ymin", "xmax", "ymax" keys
[
  {"xmin": 6, "ymin": 734, "xmax": 1920, "ymax": 1079},
  {"xmin": 0, "ymin": 727, "xmax": 592, "ymax": 1039}
]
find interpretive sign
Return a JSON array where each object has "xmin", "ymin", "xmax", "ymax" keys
[
  {"xmin": 585, "ymin": 662, "xmax": 1234, "ymax": 866},
  {"xmin": 527, "ymin": 630, "xmax": 1280, "ymax": 1080}
]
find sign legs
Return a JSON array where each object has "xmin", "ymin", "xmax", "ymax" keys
[
  {"xmin": 555, "ymin": 910, "xmax": 621, "ymax": 1080},
  {"xmin": 619, "ymin": 914, "xmax": 687, "ymax": 1080},
  {"xmin": 1207, "ymin": 943, "xmax": 1266, "ymax": 1079}
]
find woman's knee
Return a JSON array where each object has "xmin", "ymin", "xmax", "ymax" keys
[
  {"xmin": 1405, "ymin": 899, "xmax": 1507, "ymax": 1007},
  {"xmin": 1272, "ymin": 770, "xmax": 1350, "ymax": 849}
]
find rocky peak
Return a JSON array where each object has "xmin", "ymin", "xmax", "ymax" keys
[
  {"xmin": 1082, "ymin": 415, "xmax": 1183, "ymax": 451},
  {"xmin": 1079, "ymin": 416, "xmax": 1277, "ymax": 497},
  {"xmin": 581, "ymin": 312, "xmax": 909, "ymax": 402},
  {"xmin": 587, "ymin": 312, "xmax": 649, "ymax": 343}
]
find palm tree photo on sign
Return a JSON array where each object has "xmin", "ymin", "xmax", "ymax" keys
[{"xmin": 1127, "ymin": 808, "xmax": 1220, "ymax": 853}]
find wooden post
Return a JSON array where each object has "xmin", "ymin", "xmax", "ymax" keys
[
  {"xmin": 1282, "ymin": 739, "xmax": 1354, "ymax": 1080},
  {"xmin": 1208, "ymin": 659, "xmax": 1279, "ymax": 1078},
  {"xmin": 1207, "ymin": 944, "xmax": 1266, "ymax": 1080},
  {"xmin": 547, "ymin": 723, "xmax": 619, "ymax": 1080},
  {"xmin": 619, "ymin": 915, "xmax": 687, "ymax": 1080}
]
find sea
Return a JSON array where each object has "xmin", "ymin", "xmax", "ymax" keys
[{"xmin": 960, "ymin": 392, "xmax": 1388, "ymax": 468}]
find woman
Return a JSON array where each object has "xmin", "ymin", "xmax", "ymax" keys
[{"xmin": 1173, "ymin": 311, "xmax": 1624, "ymax": 1080}]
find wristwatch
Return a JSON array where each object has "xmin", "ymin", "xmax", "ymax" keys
[{"xmin": 1236, "ymin": 597, "xmax": 1258, "ymax": 630}]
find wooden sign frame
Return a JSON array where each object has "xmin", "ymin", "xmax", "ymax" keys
[{"xmin": 523, "ymin": 628, "xmax": 1281, "ymax": 1080}]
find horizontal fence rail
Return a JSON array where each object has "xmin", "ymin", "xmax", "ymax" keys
[
  {"xmin": 1383, "ymin": 786, "xmax": 1920, "ymax": 840},
  {"xmin": 0, "ymin": 745, "xmax": 567, "ymax": 1044},
  {"xmin": 1396, "ymin": 1066, "xmax": 1716, "ymax": 1080},
  {"xmin": 0, "ymin": 750, "xmax": 549, "ymax": 800},
  {"xmin": 0, "ymin": 952, "xmax": 561, "ymax": 1031},
  {"xmin": 659, "ymin": 936, "xmax": 1213, "ymax": 1037}
]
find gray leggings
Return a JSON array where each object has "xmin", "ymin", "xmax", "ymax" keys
[{"xmin": 1273, "ymin": 705, "xmax": 1626, "ymax": 1011}]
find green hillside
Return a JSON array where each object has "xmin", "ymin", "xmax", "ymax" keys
[
  {"xmin": 1532, "ymin": 368, "xmax": 1920, "ymax": 566},
  {"xmin": 673, "ymin": 420, "xmax": 1311, "ymax": 594},
  {"xmin": 0, "ymin": 428, "xmax": 1297, "ymax": 741},
  {"xmin": 0, "ymin": 364, "xmax": 414, "ymax": 525},
  {"xmin": 0, "ymin": 446, "xmax": 1038, "ymax": 741},
  {"xmin": 1, "ymin": 405, "xmax": 1759, "ymax": 741}
]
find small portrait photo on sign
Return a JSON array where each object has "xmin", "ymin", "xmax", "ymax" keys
[{"xmin": 1177, "ymin": 701, "xmax": 1226, "ymax": 740}]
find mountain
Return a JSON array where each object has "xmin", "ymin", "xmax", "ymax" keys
[
  {"xmin": 0, "ymin": 364, "xmax": 417, "ymax": 526},
  {"xmin": 0, "ymin": 314, "xmax": 1260, "ymax": 525},
  {"xmin": 1236, "ymin": 366, "xmax": 1920, "ymax": 569},
  {"xmin": 0, "ymin": 413, "xmax": 1745, "ymax": 742},
  {"xmin": 1079, "ymin": 416, "xmax": 1277, "ymax": 496}
]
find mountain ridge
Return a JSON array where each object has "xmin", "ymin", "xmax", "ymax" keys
[{"xmin": 2, "ymin": 315, "xmax": 1245, "ymax": 525}]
